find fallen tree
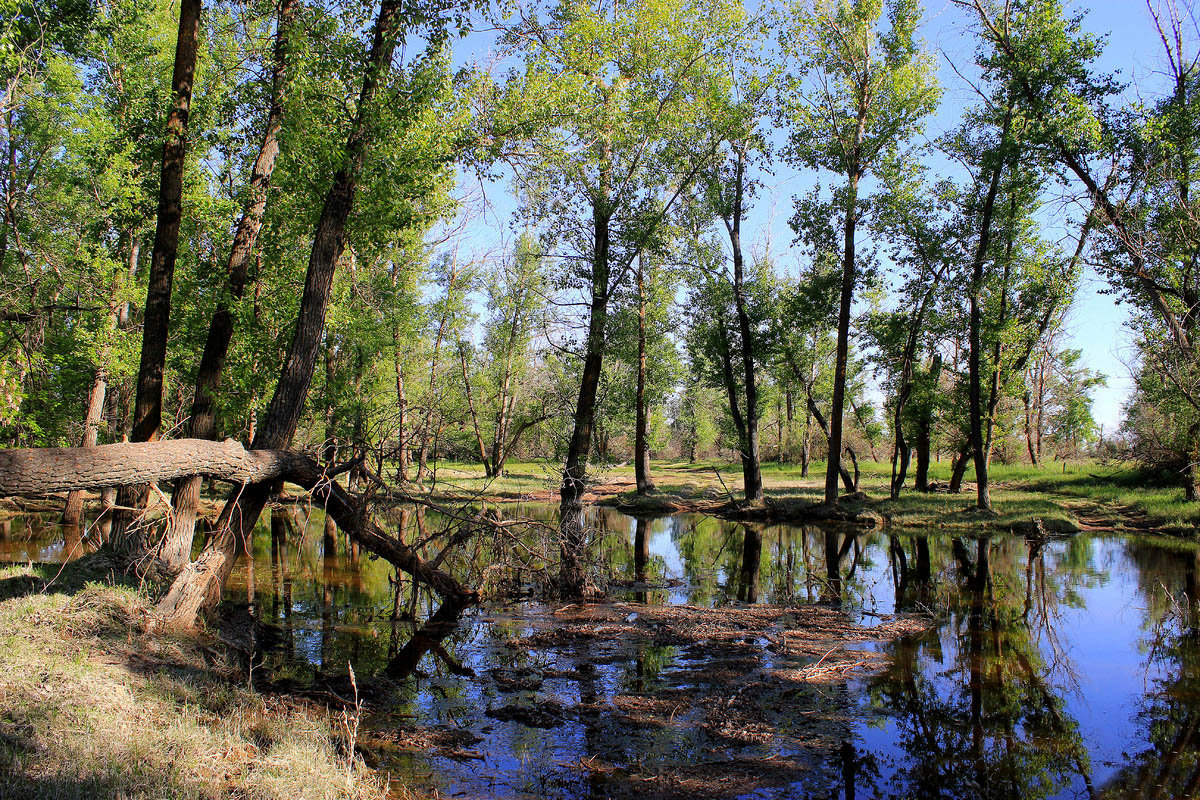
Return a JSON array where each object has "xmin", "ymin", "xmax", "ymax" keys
[
  {"xmin": 0, "ymin": 438, "xmax": 479, "ymax": 611},
  {"xmin": 0, "ymin": 439, "xmax": 307, "ymax": 496}
]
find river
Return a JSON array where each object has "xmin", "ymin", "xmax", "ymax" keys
[{"xmin": 1, "ymin": 506, "xmax": 1197, "ymax": 799}]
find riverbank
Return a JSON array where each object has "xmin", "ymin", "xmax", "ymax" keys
[
  {"xmin": 0, "ymin": 561, "xmax": 388, "ymax": 800},
  {"xmin": 414, "ymin": 458, "xmax": 1200, "ymax": 535}
]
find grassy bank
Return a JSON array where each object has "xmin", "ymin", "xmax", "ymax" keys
[
  {"xmin": 0, "ymin": 563, "xmax": 386, "ymax": 800},
  {"xmin": 417, "ymin": 457, "xmax": 1200, "ymax": 534}
]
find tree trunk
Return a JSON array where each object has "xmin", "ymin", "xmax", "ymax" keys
[
  {"xmin": 716, "ymin": 315, "xmax": 757, "ymax": 494},
  {"xmin": 1023, "ymin": 387, "xmax": 1038, "ymax": 465},
  {"xmin": 0, "ymin": 439, "xmax": 309, "ymax": 496},
  {"xmin": 726, "ymin": 147, "xmax": 763, "ymax": 503},
  {"xmin": 393, "ymin": 323, "xmax": 410, "ymax": 482},
  {"xmin": 6, "ymin": 442, "xmax": 476, "ymax": 618},
  {"xmin": 776, "ymin": 394, "xmax": 784, "ymax": 464},
  {"xmin": 162, "ymin": 0, "xmax": 296, "ymax": 572},
  {"xmin": 893, "ymin": 430, "xmax": 910, "ymax": 493},
  {"xmin": 914, "ymin": 411, "xmax": 932, "ymax": 492},
  {"xmin": 157, "ymin": 0, "xmax": 408, "ymax": 628},
  {"xmin": 967, "ymin": 111, "xmax": 1011, "ymax": 513},
  {"xmin": 826, "ymin": 167, "xmax": 860, "ymax": 505},
  {"xmin": 110, "ymin": 0, "xmax": 203, "ymax": 560},
  {"xmin": 559, "ymin": 199, "xmax": 612, "ymax": 597},
  {"xmin": 459, "ymin": 341, "xmax": 492, "ymax": 475},
  {"xmin": 62, "ymin": 367, "xmax": 109, "ymax": 525},
  {"xmin": 788, "ymin": 353, "xmax": 854, "ymax": 491},
  {"xmin": 801, "ymin": 404, "xmax": 811, "ymax": 477},
  {"xmin": 949, "ymin": 440, "xmax": 972, "ymax": 494},
  {"xmin": 805, "ymin": 393, "xmax": 856, "ymax": 492},
  {"xmin": 635, "ymin": 256, "xmax": 654, "ymax": 495}
]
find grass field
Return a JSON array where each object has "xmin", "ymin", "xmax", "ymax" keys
[
  {"xmin": 0, "ymin": 562, "xmax": 388, "ymax": 800},
  {"xmin": 413, "ymin": 456, "xmax": 1200, "ymax": 534}
]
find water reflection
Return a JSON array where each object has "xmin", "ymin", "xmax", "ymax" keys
[{"xmin": 6, "ymin": 507, "xmax": 1200, "ymax": 798}]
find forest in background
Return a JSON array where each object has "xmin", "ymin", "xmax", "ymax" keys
[{"xmin": 1, "ymin": 0, "xmax": 1198, "ymax": 620}]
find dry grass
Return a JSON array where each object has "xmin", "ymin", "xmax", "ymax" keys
[{"xmin": 0, "ymin": 564, "xmax": 388, "ymax": 800}]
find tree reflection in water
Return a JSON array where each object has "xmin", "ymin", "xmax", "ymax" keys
[
  {"xmin": 15, "ymin": 506, "xmax": 1200, "ymax": 798},
  {"xmin": 1101, "ymin": 543, "xmax": 1200, "ymax": 797},
  {"xmin": 865, "ymin": 535, "xmax": 1097, "ymax": 800}
]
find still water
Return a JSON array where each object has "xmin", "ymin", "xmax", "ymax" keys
[{"xmin": 2, "ymin": 506, "xmax": 1199, "ymax": 799}]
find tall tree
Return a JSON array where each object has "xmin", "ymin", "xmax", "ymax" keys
[
  {"xmin": 491, "ymin": 0, "xmax": 744, "ymax": 595},
  {"xmin": 108, "ymin": 0, "xmax": 202, "ymax": 560},
  {"xmin": 157, "ymin": 0, "xmax": 443, "ymax": 626},
  {"xmin": 869, "ymin": 160, "xmax": 958, "ymax": 498},
  {"xmin": 779, "ymin": 0, "xmax": 939, "ymax": 504},
  {"xmin": 161, "ymin": 0, "xmax": 297, "ymax": 573}
]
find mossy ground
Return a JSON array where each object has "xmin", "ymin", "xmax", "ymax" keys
[{"xmin": 0, "ymin": 561, "xmax": 388, "ymax": 800}]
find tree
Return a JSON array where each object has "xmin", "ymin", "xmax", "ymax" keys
[
  {"xmin": 868, "ymin": 159, "xmax": 959, "ymax": 497},
  {"xmin": 459, "ymin": 234, "xmax": 552, "ymax": 478},
  {"xmin": 1045, "ymin": 347, "xmax": 1104, "ymax": 458},
  {"xmin": 779, "ymin": 0, "xmax": 940, "ymax": 504},
  {"xmin": 161, "ymin": 0, "xmax": 297, "ymax": 574},
  {"xmin": 958, "ymin": 0, "xmax": 1200, "ymax": 493},
  {"xmin": 108, "ymin": 0, "xmax": 202, "ymax": 560},
  {"xmin": 157, "ymin": 0, "xmax": 454, "ymax": 626},
  {"xmin": 490, "ymin": 0, "xmax": 744, "ymax": 595}
]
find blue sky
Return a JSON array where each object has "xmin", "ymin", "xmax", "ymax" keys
[{"xmin": 449, "ymin": 0, "xmax": 1174, "ymax": 433}]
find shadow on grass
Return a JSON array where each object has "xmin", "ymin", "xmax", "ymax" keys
[{"xmin": 0, "ymin": 553, "xmax": 133, "ymax": 602}]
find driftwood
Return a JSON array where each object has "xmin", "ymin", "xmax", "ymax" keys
[{"xmin": 0, "ymin": 439, "xmax": 477, "ymax": 608}]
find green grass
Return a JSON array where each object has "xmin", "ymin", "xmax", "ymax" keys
[
  {"xmin": 414, "ymin": 456, "xmax": 1200, "ymax": 534},
  {"xmin": 0, "ymin": 563, "xmax": 388, "ymax": 799}
]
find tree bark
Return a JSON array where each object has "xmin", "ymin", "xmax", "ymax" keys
[
  {"xmin": 634, "ymin": 255, "xmax": 655, "ymax": 495},
  {"xmin": 0, "ymin": 439, "xmax": 309, "ymax": 496},
  {"xmin": 826, "ymin": 166, "xmax": 860, "ymax": 505},
  {"xmin": 725, "ymin": 147, "xmax": 763, "ymax": 503},
  {"xmin": 559, "ymin": 199, "xmax": 611, "ymax": 597},
  {"xmin": 162, "ymin": 0, "xmax": 295, "ymax": 572},
  {"xmin": 914, "ymin": 416, "xmax": 932, "ymax": 491},
  {"xmin": 157, "ymin": 0, "xmax": 408, "ymax": 628},
  {"xmin": 110, "ymin": 0, "xmax": 203, "ymax": 558},
  {"xmin": 913, "ymin": 355, "xmax": 940, "ymax": 491},
  {"xmin": 62, "ymin": 366, "xmax": 109, "ymax": 525},
  {"xmin": 949, "ymin": 440, "xmax": 973, "ymax": 494},
  {"xmin": 967, "ymin": 109, "xmax": 1011, "ymax": 513}
]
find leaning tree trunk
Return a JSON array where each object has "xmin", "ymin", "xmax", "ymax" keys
[
  {"xmin": 158, "ymin": 0, "xmax": 407, "ymax": 628},
  {"xmin": 110, "ymin": 0, "xmax": 202, "ymax": 561},
  {"xmin": 559, "ymin": 199, "xmax": 612, "ymax": 597},
  {"xmin": 162, "ymin": 0, "xmax": 295, "ymax": 573},
  {"xmin": 0, "ymin": 439, "xmax": 309, "ymax": 496},
  {"xmin": 0, "ymin": 440, "xmax": 474, "ymax": 607}
]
